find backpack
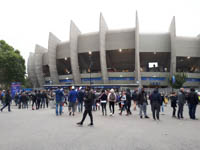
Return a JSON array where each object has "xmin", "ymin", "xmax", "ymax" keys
[{"xmin": 110, "ymin": 93, "xmax": 115, "ymax": 101}]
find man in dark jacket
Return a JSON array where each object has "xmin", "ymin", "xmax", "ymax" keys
[
  {"xmin": 77, "ymin": 87, "xmax": 94, "ymax": 126},
  {"xmin": 187, "ymin": 88, "xmax": 199, "ymax": 120},
  {"xmin": 177, "ymin": 88, "xmax": 186, "ymax": 119},
  {"xmin": 138, "ymin": 88, "xmax": 149, "ymax": 119},
  {"xmin": 150, "ymin": 88, "xmax": 162, "ymax": 120},
  {"xmin": 1, "ymin": 90, "xmax": 12, "ymax": 112}
]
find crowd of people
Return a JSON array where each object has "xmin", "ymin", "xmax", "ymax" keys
[{"xmin": 0, "ymin": 86, "xmax": 199, "ymax": 126}]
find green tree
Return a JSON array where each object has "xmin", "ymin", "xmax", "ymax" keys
[
  {"xmin": 169, "ymin": 73, "xmax": 187, "ymax": 89},
  {"xmin": 0, "ymin": 40, "xmax": 26, "ymax": 88}
]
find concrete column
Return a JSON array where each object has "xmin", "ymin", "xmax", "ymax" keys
[
  {"xmin": 135, "ymin": 11, "xmax": 142, "ymax": 87},
  {"xmin": 27, "ymin": 53, "xmax": 39, "ymax": 88},
  {"xmin": 35, "ymin": 44, "xmax": 47, "ymax": 87},
  {"xmin": 99, "ymin": 13, "xmax": 109, "ymax": 84},
  {"xmin": 48, "ymin": 32, "xmax": 60, "ymax": 84},
  {"xmin": 169, "ymin": 16, "xmax": 176, "ymax": 76},
  {"xmin": 70, "ymin": 21, "xmax": 81, "ymax": 84}
]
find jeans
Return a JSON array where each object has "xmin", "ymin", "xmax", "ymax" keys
[
  {"xmin": 188, "ymin": 104, "xmax": 197, "ymax": 119},
  {"xmin": 101, "ymin": 103, "xmax": 107, "ymax": 115},
  {"xmin": 78, "ymin": 101, "xmax": 83, "ymax": 112},
  {"xmin": 56, "ymin": 102, "xmax": 63, "ymax": 115},
  {"xmin": 109, "ymin": 101, "xmax": 115, "ymax": 114},
  {"xmin": 161, "ymin": 103, "xmax": 164, "ymax": 112},
  {"xmin": 177, "ymin": 103, "xmax": 184, "ymax": 118},
  {"xmin": 41, "ymin": 98, "xmax": 45, "ymax": 108},
  {"xmin": 151, "ymin": 102, "xmax": 160, "ymax": 120},
  {"xmin": 139, "ymin": 103, "xmax": 147, "ymax": 117}
]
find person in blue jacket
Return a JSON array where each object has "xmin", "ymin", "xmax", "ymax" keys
[
  {"xmin": 68, "ymin": 86, "xmax": 78, "ymax": 116},
  {"xmin": 55, "ymin": 88, "xmax": 64, "ymax": 116}
]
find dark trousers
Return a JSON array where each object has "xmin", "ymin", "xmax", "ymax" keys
[
  {"xmin": 36, "ymin": 100, "xmax": 41, "ymax": 109},
  {"xmin": 109, "ymin": 101, "xmax": 115, "ymax": 114},
  {"xmin": 32, "ymin": 100, "xmax": 36, "ymax": 109},
  {"xmin": 120, "ymin": 103, "xmax": 127, "ymax": 114},
  {"xmin": 46, "ymin": 101, "xmax": 49, "ymax": 108},
  {"xmin": 172, "ymin": 107, "xmax": 176, "ymax": 117},
  {"xmin": 1, "ymin": 103, "xmax": 11, "ymax": 112},
  {"xmin": 126, "ymin": 102, "xmax": 131, "ymax": 114},
  {"xmin": 188, "ymin": 104, "xmax": 197, "ymax": 119},
  {"xmin": 177, "ymin": 103, "xmax": 184, "ymax": 118},
  {"xmin": 101, "ymin": 103, "xmax": 107, "ymax": 115},
  {"xmin": 81, "ymin": 109, "xmax": 93, "ymax": 124},
  {"xmin": 151, "ymin": 102, "xmax": 160, "ymax": 120}
]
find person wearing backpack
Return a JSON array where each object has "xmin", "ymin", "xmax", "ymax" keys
[
  {"xmin": 187, "ymin": 88, "xmax": 199, "ymax": 120},
  {"xmin": 108, "ymin": 89, "xmax": 116, "ymax": 116}
]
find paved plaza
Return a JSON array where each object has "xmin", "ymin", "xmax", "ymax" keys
[{"xmin": 0, "ymin": 105, "xmax": 200, "ymax": 150}]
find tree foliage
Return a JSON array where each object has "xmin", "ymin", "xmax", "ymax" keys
[
  {"xmin": 0, "ymin": 40, "xmax": 26, "ymax": 88},
  {"xmin": 169, "ymin": 73, "xmax": 187, "ymax": 89}
]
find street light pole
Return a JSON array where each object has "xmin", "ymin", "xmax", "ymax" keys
[{"xmin": 89, "ymin": 51, "xmax": 92, "ymax": 86}]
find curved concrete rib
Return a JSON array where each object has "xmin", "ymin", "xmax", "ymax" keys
[
  {"xmin": 70, "ymin": 21, "xmax": 81, "ymax": 84},
  {"xmin": 169, "ymin": 16, "xmax": 176, "ymax": 75},
  {"xmin": 35, "ymin": 44, "xmax": 47, "ymax": 87},
  {"xmin": 99, "ymin": 13, "xmax": 109, "ymax": 84},
  {"xmin": 27, "ymin": 53, "xmax": 39, "ymax": 88},
  {"xmin": 135, "ymin": 11, "xmax": 141, "ymax": 87},
  {"xmin": 48, "ymin": 32, "xmax": 60, "ymax": 84}
]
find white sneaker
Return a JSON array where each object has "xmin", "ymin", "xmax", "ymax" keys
[
  {"xmin": 112, "ymin": 114, "xmax": 114, "ymax": 117},
  {"xmin": 110, "ymin": 113, "xmax": 112, "ymax": 116}
]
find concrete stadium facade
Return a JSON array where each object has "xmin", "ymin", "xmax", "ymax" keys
[{"xmin": 27, "ymin": 13, "xmax": 200, "ymax": 88}]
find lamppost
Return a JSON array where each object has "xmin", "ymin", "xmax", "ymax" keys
[{"xmin": 89, "ymin": 51, "xmax": 92, "ymax": 86}]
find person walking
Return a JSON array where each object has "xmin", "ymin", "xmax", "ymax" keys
[
  {"xmin": 170, "ymin": 92, "xmax": 178, "ymax": 117},
  {"xmin": 132, "ymin": 88, "xmax": 138, "ymax": 111},
  {"xmin": 77, "ymin": 87, "xmax": 94, "ymax": 126},
  {"xmin": 0, "ymin": 90, "xmax": 12, "ymax": 112},
  {"xmin": 107, "ymin": 89, "xmax": 116, "ymax": 116},
  {"xmin": 149, "ymin": 88, "xmax": 162, "ymax": 120},
  {"xmin": 138, "ymin": 88, "xmax": 149, "ymax": 119},
  {"xmin": 187, "ymin": 88, "xmax": 199, "ymax": 120},
  {"xmin": 177, "ymin": 88, "xmax": 186, "ymax": 119},
  {"xmin": 55, "ymin": 88, "xmax": 64, "ymax": 116},
  {"xmin": 36, "ymin": 90, "xmax": 42, "ymax": 110},
  {"xmin": 99, "ymin": 89, "xmax": 107, "ymax": 116},
  {"xmin": 68, "ymin": 86, "xmax": 78, "ymax": 116}
]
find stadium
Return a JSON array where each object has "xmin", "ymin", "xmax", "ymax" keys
[{"xmin": 27, "ymin": 13, "xmax": 200, "ymax": 89}]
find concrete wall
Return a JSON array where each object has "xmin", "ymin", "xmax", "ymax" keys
[
  {"xmin": 175, "ymin": 37, "xmax": 200, "ymax": 57},
  {"xmin": 78, "ymin": 32, "xmax": 99, "ymax": 53},
  {"xmin": 56, "ymin": 41, "xmax": 70, "ymax": 59},
  {"xmin": 106, "ymin": 29, "xmax": 135, "ymax": 50},
  {"xmin": 140, "ymin": 33, "xmax": 170, "ymax": 52},
  {"xmin": 34, "ymin": 45, "xmax": 47, "ymax": 87}
]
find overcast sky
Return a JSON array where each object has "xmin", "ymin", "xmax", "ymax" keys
[{"xmin": 0, "ymin": 0, "xmax": 200, "ymax": 70}]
